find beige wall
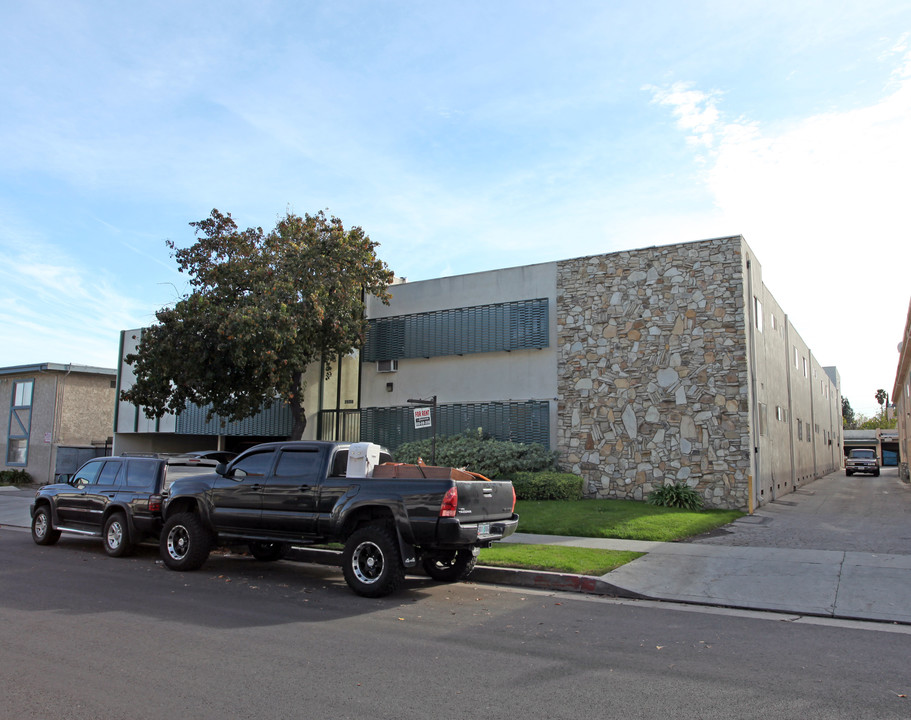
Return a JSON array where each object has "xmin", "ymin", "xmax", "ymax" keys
[{"xmin": 0, "ymin": 367, "xmax": 115, "ymax": 484}]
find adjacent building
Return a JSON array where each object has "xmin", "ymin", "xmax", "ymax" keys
[
  {"xmin": 116, "ymin": 234, "xmax": 843, "ymax": 510},
  {"xmin": 1, "ymin": 363, "xmax": 117, "ymax": 484},
  {"xmin": 892, "ymin": 297, "xmax": 911, "ymax": 481}
]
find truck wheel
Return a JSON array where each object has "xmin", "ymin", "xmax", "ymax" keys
[
  {"xmin": 161, "ymin": 513, "xmax": 211, "ymax": 571},
  {"xmin": 31, "ymin": 506, "xmax": 61, "ymax": 546},
  {"xmin": 248, "ymin": 541, "xmax": 288, "ymax": 561},
  {"xmin": 874, "ymin": 469, "xmax": 880, "ymax": 477},
  {"xmin": 342, "ymin": 524, "xmax": 405, "ymax": 598},
  {"xmin": 103, "ymin": 512, "xmax": 134, "ymax": 558},
  {"xmin": 846, "ymin": 470, "xmax": 853, "ymax": 476},
  {"xmin": 422, "ymin": 549, "xmax": 478, "ymax": 582}
]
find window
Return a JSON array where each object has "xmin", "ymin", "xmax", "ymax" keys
[
  {"xmin": 364, "ymin": 298, "xmax": 549, "ymax": 362},
  {"xmin": 754, "ymin": 297, "xmax": 763, "ymax": 332},
  {"xmin": 232, "ymin": 450, "xmax": 275, "ymax": 477},
  {"xmin": 759, "ymin": 403, "xmax": 768, "ymax": 436},
  {"xmin": 797, "ymin": 419, "xmax": 803, "ymax": 441},
  {"xmin": 275, "ymin": 449, "xmax": 321, "ymax": 477},
  {"xmin": 98, "ymin": 461, "xmax": 123, "ymax": 485},
  {"xmin": 775, "ymin": 406, "xmax": 788, "ymax": 422},
  {"xmin": 73, "ymin": 459, "xmax": 105, "ymax": 487},
  {"xmin": 126, "ymin": 460, "xmax": 159, "ymax": 489},
  {"xmin": 794, "ymin": 347, "xmax": 799, "ymax": 369},
  {"xmin": 7, "ymin": 380, "xmax": 34, "ymax": 465},
  {"xmin": 803, "ymin": 357, "xmax": 809, "ymax": 378},
  {"xmin": 771, "ymin": 314, "xmax": 777, "ymax": 332}
]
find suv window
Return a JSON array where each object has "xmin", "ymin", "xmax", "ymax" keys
[
  {"xmin": 98, "ymin": 460, "xmax": 124, "ymax": 486},
  {"xmin": 232, "ymin": 450, "xmax": 275, "ymax": 477},
  {"xmin": 126, "ymin": 459, "xmax": 159, "ymax": 489},
  {"xmin": 73, "ymin": 459, "xmax": 105, "ymax": 487}
]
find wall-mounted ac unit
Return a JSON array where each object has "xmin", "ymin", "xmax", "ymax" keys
[{"xmin": 377, "ymin": 359, "xmax": 399, "ymax": 373}]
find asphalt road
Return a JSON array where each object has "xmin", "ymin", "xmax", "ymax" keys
[
  {"xmin": 2, "ymin": 529, "xmax": 910, "ymax": 719},
  {"xmin": 689, "ymin": 466, "xmax": 911, "ymax": 553}
]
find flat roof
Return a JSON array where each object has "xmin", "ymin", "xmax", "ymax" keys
[{"xmin": 0, "ymin": 363, "xmax": 116, "ymax": 377}]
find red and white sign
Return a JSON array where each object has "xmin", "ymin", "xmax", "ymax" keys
[{"xmin": 413, "ymin": 406, "xmax": 432, "ymax": 429}]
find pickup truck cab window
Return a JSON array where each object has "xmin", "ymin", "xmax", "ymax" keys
[
  {"xmin": 231, "ymin": 450, "xmax": 275, "ymax": 478},
  {"xmin": 275, "ymin": 449, "xmax": 321, "ymax": 477}
]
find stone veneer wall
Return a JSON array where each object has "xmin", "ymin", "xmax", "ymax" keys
[{"xmin": 556, "ymin": 237, "xmax": 752, "ymax": 510}]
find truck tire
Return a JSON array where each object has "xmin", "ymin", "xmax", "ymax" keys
[
  {"xmin": 31, "ymin": 506, "xmax": 60, "ymax": 546},
  {"xmin": 422, "ymin": 549, "xmax": 478, "ymax": 583},
  {"xmin": 846, "ymin": 470, "xmax": 853, "ymax": 476},
  {"xmin": 248, "ymin": 541, "xmax": 289, "ymax": 561},
  {"xmin": 103, "ymin": 512, "xmax": 134, "ymax": 558},
  {"xmin": 161, "ymin": 513, "xmax": 211, "ymax": 571},
  {"xmin": 342, "ymin": 524, "xmax": 405, "ymax": 598}
]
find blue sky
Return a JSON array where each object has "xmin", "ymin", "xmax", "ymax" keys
[{"xmin": 1, "ymin": 1, "xmax": 909, "ymax": 417}]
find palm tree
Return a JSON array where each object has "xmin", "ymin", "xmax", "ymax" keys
[{"xmin": 875, "ymin": 389, "xmax": 889, "ymax": 418}]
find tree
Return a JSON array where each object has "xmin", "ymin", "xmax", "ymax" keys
[
  {"xmin": 842, "ymin": 397, "xmax": 856, "ymax": 429},
  {"xmin": 121, "ymin": 209, "xmax": 393, "ymax": 439},
  {"xmin": 875, "ymin": 388, "xmax": 889, "ymax": 418}
]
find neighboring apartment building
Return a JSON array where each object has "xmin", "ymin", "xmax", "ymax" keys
[
  {"xmin": 116, "ymin": 234, "xmax": 842, "ymax": 510},
  {"xmin": 114, "ymin": 329, "xmax": 359, "ymax": 456},
  {"xmin": 892, "ymin": 297, "xmax": 911, "ymax": 481},
  {"xmin": 1, "ymin": 363, "xmax": 117, "ymax": 484}
]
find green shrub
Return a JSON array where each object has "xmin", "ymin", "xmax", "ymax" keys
[
  {"xmin": 395, "ymin": 430, "xmax": 557, "ymax": 478},
  {"xmin": 512, "ymin": 471, "xmax": 584, "ymax": 501},
  {"xmin": 647, "ymin": 481, "xmax": 703, "ymax": 510},
  {"xmin": 0, "ymin": 469, "xmax": 32, "ymax": 485}
]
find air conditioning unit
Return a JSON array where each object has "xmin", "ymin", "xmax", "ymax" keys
[{"xmin": 377, "ymin": 359, "xmax": 399, "ymax": 373}]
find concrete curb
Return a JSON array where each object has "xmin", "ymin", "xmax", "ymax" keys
[{"xmin": 287, "ymin": 546, "xmax": 646, "ymax": 598}]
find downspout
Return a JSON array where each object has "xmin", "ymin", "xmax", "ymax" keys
[
  {"xmin": 744, "ymin": 254, "xmax": 761, "ymax": 510},
  {"xmin": 783, "ymin": 318, "xmax": 797, "ymax": 488},
  {"xmin": 809, "ymin": 357, "xmax": 818, "ymax": 478}
]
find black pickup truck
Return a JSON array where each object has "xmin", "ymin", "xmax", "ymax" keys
[{"xmin": 160, "ymin": 441, "xmax": 520, "ymax": 597}]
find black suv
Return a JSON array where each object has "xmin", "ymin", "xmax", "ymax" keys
[{"xmin": 30, "ymin": 456, "xmax": 169, "ymax": 557}]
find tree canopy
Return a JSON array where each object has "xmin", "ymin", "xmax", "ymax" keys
[{"xmin": 122, "ymin": 209, "xmax": 393, "ymax": 439}]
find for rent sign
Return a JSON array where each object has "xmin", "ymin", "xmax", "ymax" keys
[{"xmin": 413, "ymin": 406, "xmax": 432, "ymax": 429}]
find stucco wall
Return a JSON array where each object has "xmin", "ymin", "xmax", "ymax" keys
[{"xmin": 361, "ymin": 263, "xmax": 559, "ymax": 447}]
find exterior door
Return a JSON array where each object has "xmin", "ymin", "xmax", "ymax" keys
[
  {"xmin": 260, "ymin": 447, "xmax": 323, "ymax": 536},
  {"xmin": 210, "ymin": 449, "xmax": 275, "ymax": 532}
]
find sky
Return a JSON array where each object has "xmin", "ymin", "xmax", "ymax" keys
[{"xmin": 1, "ymin": 1, "xmax": 909, "ymax": 417}]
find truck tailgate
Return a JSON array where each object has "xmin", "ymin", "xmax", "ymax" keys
[{"xmin": 454, "ymin": 479, "xmax": 515, "ymax": 522}]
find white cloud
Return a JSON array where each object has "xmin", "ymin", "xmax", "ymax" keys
[{"xmin": 648, "ymin": 50, "xmax": 911, "ymax": 416}]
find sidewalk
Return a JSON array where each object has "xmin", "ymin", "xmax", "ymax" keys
[
  {"xmin": 4, "ymin": 483, "xmax": 910, "ymax": 624},
  {"xmin": 497, "ymin": 533, "xmax": 911, "ymax": 624}
]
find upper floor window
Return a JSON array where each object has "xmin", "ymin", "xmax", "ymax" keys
[
  {"xmin": 754, "ymin": 297, "xmax": 763, "ymax": 332},
  {"xmin": 364, "ymin": 298, "xmax": 549, "ymax": 362},
  {"xmin": 7, "ymin": 379, "xmax": 34, "ymax": 466}
]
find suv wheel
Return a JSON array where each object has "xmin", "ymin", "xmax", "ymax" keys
[
  {"xmin": 103, "ymin": 512, "xmax": 135, "ymax": 558},
  {"xmin": 161, "ymin": 513, "xmax": 211, "ymax": 571},
  {"xmin": 31, "ymin": 506, "xmax": 61, "ymax": 546}
]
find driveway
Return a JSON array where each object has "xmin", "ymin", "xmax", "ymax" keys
[{"xmin": 688, "ymin": 466, "xmax": 911, "ymax": 554}]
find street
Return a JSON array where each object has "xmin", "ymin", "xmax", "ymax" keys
[{"xmin": 2, "ymin": 528, "xmax": 909, "ymax": 719}]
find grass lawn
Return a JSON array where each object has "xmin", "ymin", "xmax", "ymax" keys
[
  {"xmin": 514, "ymin": 499, "xmax": 743, "ymax": 542},
  {"xmin": 479, "ymin": 543, "xmax": 643, "ymax": 576}
]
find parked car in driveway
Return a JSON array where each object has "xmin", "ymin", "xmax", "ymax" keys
[
  {"xmin": 168, "ymin": 450, "xmax": 238, "ymax": 467},
  {"xmin": 845, "ymin": 448, "xmax": 880, "ymax": 476},
  {"xmin": 30, "ymin": 455, "xmax": 208, "ymax": 556}
]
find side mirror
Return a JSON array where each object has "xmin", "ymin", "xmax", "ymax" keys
[{"xmin": 215, "ymin": 462, "xmax": 228, "ymax": 476}]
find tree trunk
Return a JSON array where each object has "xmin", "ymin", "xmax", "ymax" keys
[{"xmin": 289, "ymin": 371, "xmax": 307, "ymax": 440}]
